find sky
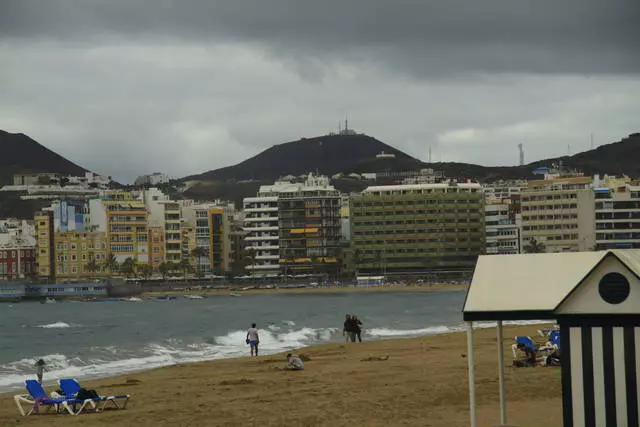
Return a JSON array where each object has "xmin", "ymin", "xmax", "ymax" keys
[{"xmin": 1, "ymin": 0, "xmax": 639, "ymax": 183}]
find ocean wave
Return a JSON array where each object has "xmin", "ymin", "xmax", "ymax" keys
[
  {"xmin": 367, "ymin": 325, "xmax": 463, "ymax": 337},
  {"xmin": 0, "ymin": 319, "xmax": 554, "ymax": 392},
  {"xmin": 36, "ymin": 322, "xmax": 75, "ymax": 329}
]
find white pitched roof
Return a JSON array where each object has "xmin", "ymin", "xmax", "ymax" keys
[{"xmin": 463, "ymin": 250, "xmax": 638, "ymax": 319}]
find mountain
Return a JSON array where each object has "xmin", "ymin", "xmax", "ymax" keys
[
  {"xmin": 181, "ymin": 132, "xmax": 640, "ymax": 204},
  {"xmin": 0, "ymin": 130, "xmax": 87, "ymax": 185},
  {"xmin": 182, "ymin": 133, "xmax": 421, "ymax": 182}
]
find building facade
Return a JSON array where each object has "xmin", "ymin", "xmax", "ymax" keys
[
  {"xmin": 277, "ymin": 175, "xmax": 341, "ymax": 278},
  {"xmin": 53, "ymin": 231, "xmax": 108, "ymax": 278},
  {"xmin": 243, "ymin": 194, "xmax": 280, "ymax": 277},
  {"xmin": 485, "ymin": 200, "xmax": 521, "ymax": 255},
  {"xmin": 35, "ymin": 211, "xmax": 55, "ymax": 278},
  {"xmin": 350, "ymin": 182, "xmax": 485, "ymax": 275},
  {"xmin": 521, "ymin": 176, "xmax": 595, "ymax": 253},
  {"xmin": 594, "ymin": 177, "xmax": 640, "ymax": 250},
  {"xmin": 89, "ymin": 192, "xmax": 149, "ymax": 265}
]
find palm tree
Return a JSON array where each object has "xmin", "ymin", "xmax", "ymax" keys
[
  {"xmin": 178, "ymin": 258, "xmax": 191, "ymax": 279},
  {"xmin": 524, "ymin": 238, "xmax": 546, "ymax": 254},
  {"xmin": 85, "ymin": 252, "xmax": 100, "ymax": 276},
  {"xmin": 138, "ymin": 263, "xmax": 153, "ymax": 280},
  {"xmin": 159, "ymin": 261, "xmax": 170, "ymax": 281},
  {"xmin": 190, "ymin": 247, "xmax": 208, "ymax": 277},
  {"xmin": 103, "ymin": 252, "xmax": 118, "ymax": 277},
  {"xmin": 121, "ymin": 257, "xmax": 136, "ymax": 278}
]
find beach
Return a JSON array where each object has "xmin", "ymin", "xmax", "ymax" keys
[{"xmin": 0, "ymin": 323, "xmax": 561, "ymax": 427}]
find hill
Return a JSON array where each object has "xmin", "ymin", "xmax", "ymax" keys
[
  {"xmin": 182, "ymin": 134, "xmax": 420, "ymax": 182},
  {"xmin": 181, "ymin": 132, "xmax": 640, "ymax": 202},
  {"xmin": 0, "ymin": 130, "xmax": 87, "ymax": 185}
]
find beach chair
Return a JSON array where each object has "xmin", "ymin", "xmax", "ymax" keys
[
  {"xmin": 59, "ymin": 378, "xmax": 130, "ymax": 412},
  {"xmin": 13, "ymin": 380, "xmax": 77, "ymax": 416}
]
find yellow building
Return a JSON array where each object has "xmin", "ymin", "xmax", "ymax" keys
[
  {"xmin": 89, "ymin": 192, "xmax": 149, "ymax": 266},
  {"xmin": 54, "ymin": 231, "xmax": 108, "ymax": 278},
  {"xmin": 35, "ymin": 211, "xmax": 54, "ymax": 278},
  {"xmin": 147, "ymin": 225, "xmax": 165, "ymax": 271}
]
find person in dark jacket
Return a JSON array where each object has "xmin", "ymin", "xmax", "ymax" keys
[
  {"xmin": 352, "ymin": 315, "xmax": 363, "ymax": 342},
  {"xmin": 343, "ymin": 314, "xmax": 356, "ymax": 342}
]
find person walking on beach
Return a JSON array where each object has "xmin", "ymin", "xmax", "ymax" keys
[
  {"xmin": 246, "ymin": 323, "xmax": 260, "ymax": 357},
  {"xmin": 343, "ymin": 314, "xmax": 356, "ymax": 342},
  {"xmin": 352, "ymin": 315, "xmax": 363, "ymax": 343},
  {"xmin": 34, "ymin": 359, "xmax": 46, "ymax": 384}
]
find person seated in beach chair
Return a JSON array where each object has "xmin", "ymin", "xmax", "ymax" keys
[
  {"xmin": 285, "ymin": 353, "xmax": 304, "ymax": 371},
  {"xmin": 512, "ymin": 343, "xmax": 537, "ymax": 367}
]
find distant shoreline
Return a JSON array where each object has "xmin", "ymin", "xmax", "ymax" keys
[{"xmin": 142, "ymin": 283, "xmax": 469, "ymax": 297}]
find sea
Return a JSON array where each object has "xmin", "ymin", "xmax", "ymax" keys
[{"xmin": 0, "ymin": 290, "xmax": 544, "ymax": 392}]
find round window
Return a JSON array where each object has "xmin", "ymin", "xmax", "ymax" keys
[{"xmin": 598, "ymin": 272, "xmax": 630, "ymax": 305}]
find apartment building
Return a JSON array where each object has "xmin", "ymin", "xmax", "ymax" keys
[
  {"xmin": 520, "ymin": 176, "xmax": 595, "ymax": 252},
  {"xmin": 350, "ymin": 181, "xmax": 485, "ymax": 275},
  {"xmin": 53, "ymin": 231, "xmax": 108, "ymax": 278},
  {"xmin": 243, "ymin": 193, "xmax": 280, "ymax": 277},
  {"xmin": 483, "ymin": 180, "xmax": 528, "ymax": 202},
  {"xmin": 147, "ymin": 225, "xmax": 165, "ymax": 270},
  {"xmin": 35, "ymin": 211, "xmax": 55, "ymax": 278},
  {"xmin": 485, "ymin": 200, "xmax": 521, "ymax": 255},
  {"xmin": 188, "ymin": 205, "xmax": 233, "ymax": 274},
  {"xmin": 162, "ymin": 201, "xmax": 182, "ymax": 264},
  {"xmin": 277, "ymin": 174, "xmax": 341, "ymax": 277},
  {"xmin": 0, "ymin": 220, "xmax": 36, "ymax": 279},
  {"xmin": 593, "ymin": 176, "xmax": 640, "ymax": 250},
  {"xmin": 89, "ymin": 191, "xmax": 149, "ymax": 265}
]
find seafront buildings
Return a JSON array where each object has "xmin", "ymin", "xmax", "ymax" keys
[
  {"xmin": 521, "ymin": 175, "xmax": 595, "ymax": 253},
  {"xmin": 593, "ymin": 175, "xmax": 640, "ymax": 250},
  {"xmin": 349, "ymin": 181, "xmax": 486, "ymax": 275},
  {"xmin": 484, "ymin": 199, "xmax": 521, "ymax": 255},
  {"xmin": 242, "ymin": 174, "xmax": 341, "ymax": 278},
  {"xmin": 9, "ymin": 165, "xmax": 640, "ymax": 284}
]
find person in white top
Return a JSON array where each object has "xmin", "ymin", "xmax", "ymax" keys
[{"xmin": 246, "ymin": 323, "xmax": 260, "ymax": 356}]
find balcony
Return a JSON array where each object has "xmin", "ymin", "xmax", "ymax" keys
[
  {"xmin": 245, "ymin": 235, "xmax": 279, "ymax": 241},
  {"xmin": 245, "ymin": 216, "xmax": 279, "ymax": 222},
  {"xmin": 243, "ymin": 225, "xmax": 279, "ymax": 232}
]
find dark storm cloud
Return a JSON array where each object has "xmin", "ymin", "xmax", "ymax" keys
[{"xmin": 1, "ymin": 0, "xmax": 639, "ymax": 76}]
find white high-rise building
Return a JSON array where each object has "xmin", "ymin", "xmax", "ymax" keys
[
  {"xmin": 485, "ymin": 200, "xmax": 521, "ymax": 255},
  {"xmin": 243, "ymin": 194, "xmax": 280, "ymax": 277}
]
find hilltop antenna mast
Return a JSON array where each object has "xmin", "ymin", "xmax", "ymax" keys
[
  {"xmin": 429, "ymin": 145, "xmax": 432, "ymax": 163},
  {"xmin": 345, "ymin": 113, "xmax": 348, "ymax": 132},
  {"xmin": 518, "ymin": 143, "xmax": 524, "ymax": 166},
  {"xmin": 590, "ymin": 133, "xmax": 594, "ymax": 150}
]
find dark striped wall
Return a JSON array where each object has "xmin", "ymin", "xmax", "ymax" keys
[{"xmin": 560, "ymin": 323, "xmax": 640, "ymax": 427}]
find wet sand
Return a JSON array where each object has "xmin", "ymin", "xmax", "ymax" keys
[{"xmin": 0, "ymin": 323, "xmax": 561, "ymax": 427}]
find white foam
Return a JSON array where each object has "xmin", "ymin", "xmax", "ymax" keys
[
  {"xmin": 367, "ymin": 325, "xmax": 462, "ymax": 338},
  {"xmin": 36, "ymin": 322, "xmax": 73, "ymax": 329},
  {"xmin": 0, "ymin": 319, "xmax": 555, "ymax": 392}
]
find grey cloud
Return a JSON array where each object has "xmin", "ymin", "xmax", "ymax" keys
[{"xmin": 1, "ymin": 0, "xmax": 639, "ymax": 76}]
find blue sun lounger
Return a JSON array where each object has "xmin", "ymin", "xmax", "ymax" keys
[
  {"xmin": 13, "ymin": 380, "xmax": 77, "ymax": 416},
  {"xmin": 59, "ymin": 378, "xmax": 130, "ymax": 412}
]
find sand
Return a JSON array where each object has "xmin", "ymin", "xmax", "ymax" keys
[{"xmin": 0, "ymin": 324, "xmax": 562, "ymax": 427}]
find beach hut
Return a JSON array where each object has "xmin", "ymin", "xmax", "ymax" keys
[{"xmin": 463, "ymin": 250, "xmax": 640, "ymax": 427}]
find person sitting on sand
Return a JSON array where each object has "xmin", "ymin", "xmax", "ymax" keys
[
  {"xmin": 34, "ymin": 359, "xmax": 46, "ymax": 384},
  {"xmin": 286, "ymin": 353, "xmax": 304, "ymax": 370},
  {"xmin": 513, "ymin": 343, "xmax": 537, "ymax": 367},
  {"xmin": 246, "ymin": 323, "xmax": 260, "ymax": 357}
]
